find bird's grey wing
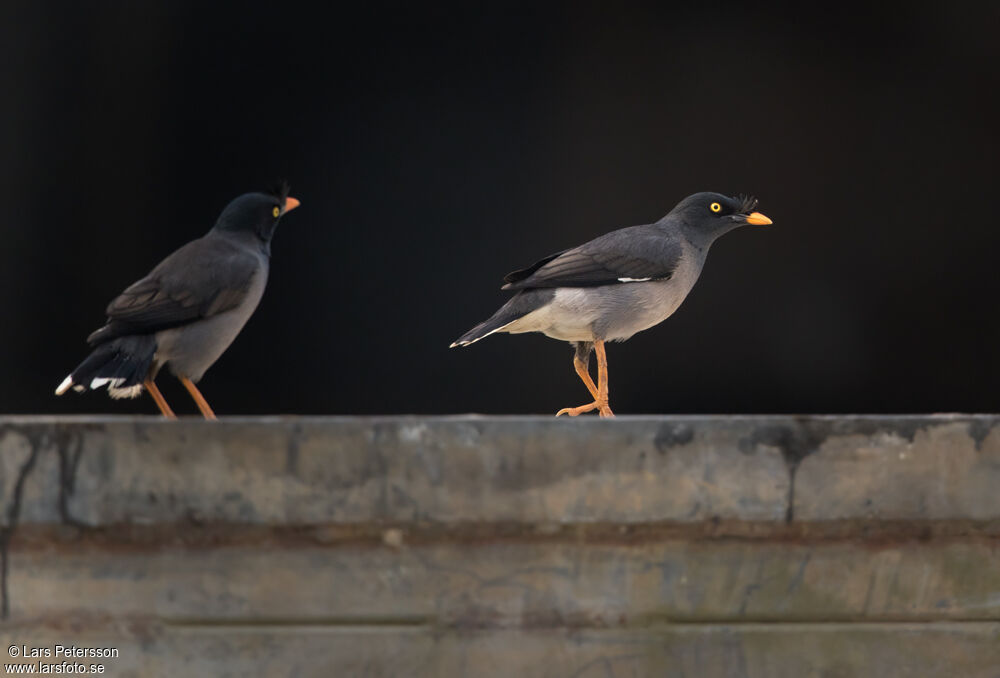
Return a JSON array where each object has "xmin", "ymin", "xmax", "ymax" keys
[
  {"xmin": 87, "ymin": 237, "xmax": 259, "ymax": 344},
  {"xmin": 502, "ymin": 248, "xmax": 571, "ymax": 286},
  {"xmin": 502, "ymin": 226, "xmax": 682, "ymax": 290}
]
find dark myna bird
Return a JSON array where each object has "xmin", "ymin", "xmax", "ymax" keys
[
  {"xmin": 55, "ymin": 185, "xmax": 300, "ymax": 419},
  {"xmin": 451, "ymin": 192, "xmax": 771, "ymax": 417}
]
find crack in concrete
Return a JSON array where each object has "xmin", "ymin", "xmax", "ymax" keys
[
  {"xmin": 0, "ymin": 430, "xmax": 42, "ymax": 618},
  {"xmin": 966, "ymin": 418, "xmax": 994, "ymax": 451},
  {"xmin": 0, "ymin": 426, "xmax": 89, "ymax": 618},
  {"xmin": 739, "ymin": 417, "xmax": 944, "ymax": 524},
  {"xmin": 739, "ymin": 418, "xmax": 840, "ymax": 524},
  {"xmin": 56, "ymin": 429, "xmax": 86, "ymax": 528},
  {"xmin": 785, "ymin": 462, "xmax": 799, "ymax": 524},
  {"xmin": 738, "ymin": 425, "xmax": 794, "ymax": 524}
]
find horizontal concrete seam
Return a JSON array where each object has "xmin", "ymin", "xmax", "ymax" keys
[
  {"xmin": 9, "ymin": 612, "xmax": 1000, "ymax": 632},
  {"xmin": 635, "ymin": 620, "xmax": 1000, "ymax": 631},
  {"xmin": 163, "ymin": 616, "xmax": 434, "ymax": 629},
  {"xmin": 10, "ymin": 619, "xmax": 1000, "ymax": 633},
  {"xmin": 9, "ymin": 520, "xmax": 1000, "ymax": 551},
  {"xmin": 167, "ymin": 619, "xmax": 1000, "ymax": 631},
  {"xmin": 632, "ymin": 615, "xmax": 1000, "ymax": 627}
]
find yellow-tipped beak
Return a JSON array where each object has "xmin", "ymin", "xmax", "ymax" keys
[{"xmin": 745, "ymin": 211, "xmax": 772, "ymax": 226}]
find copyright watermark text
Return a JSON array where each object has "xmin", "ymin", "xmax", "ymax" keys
[{"xmin": 6, "ymin": 645, "xmax": 118, "ymax": 674}]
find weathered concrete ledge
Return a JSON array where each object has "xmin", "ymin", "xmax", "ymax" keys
[
  {"xmin": 1, "ymin": 415, "xmax": 999, "ymax": 677},
  {"xmin": 3, "ymin": 414, "xmax": 999, "ymax": 526}
]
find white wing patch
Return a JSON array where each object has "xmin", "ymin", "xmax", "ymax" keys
[{"xmin": 618, "ymin": 277, "xmax": 653, "ymax": 283}]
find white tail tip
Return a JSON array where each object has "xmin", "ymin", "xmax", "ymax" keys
[
  {"xmin": 55, "ymin": 376, "xmax": 73, "ymax": 396},
  {"xmin": 108, "ymin": 383, "xmax": 144, "ymax": 400}
]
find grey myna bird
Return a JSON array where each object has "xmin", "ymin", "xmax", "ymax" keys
[
  {"xmin": 55, "ymin": 185, "xmax": 301, "ymax": 419},
  {"xmin": 451, "ymin": 192, "xmax": 772, "ymax": 417}
]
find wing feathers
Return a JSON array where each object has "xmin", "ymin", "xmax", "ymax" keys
[
  {"xmin": 502, "ymin": 226, "xmax": 682, "ymax": 290},
  {"xmin": 88, "ymin": 236, "xmax": 260, "ymax": 345},
  {"xmin": 502, "ymin": 249, "xmax": 568, "ymax": 285}
]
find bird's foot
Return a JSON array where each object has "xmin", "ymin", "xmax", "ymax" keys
[{"xmin": 556, "ymin": 401, "xmax": 614, "ymax": 418}]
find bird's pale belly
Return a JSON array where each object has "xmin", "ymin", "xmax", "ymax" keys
[
  {"xmin": 507, "ymin": 277, "xmax": 695, "ymax": 343},
  {"xmin": 154, "ymin": 268, "xmax": 268, "ymax": 381}
]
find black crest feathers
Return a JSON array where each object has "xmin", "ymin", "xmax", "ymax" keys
[
  {"xmin": 270, "ymin": 180, "xmax": 291, "ymax": 205},
  {"xmin": 738, "ymin": 194, "xmax": 758, "ymax": 214}
]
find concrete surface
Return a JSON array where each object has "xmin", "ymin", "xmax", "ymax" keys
[{"xmin": 1, "ymin": 415, "xmax": 998, "ymax": 677}]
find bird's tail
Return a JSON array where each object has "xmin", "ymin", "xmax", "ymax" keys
[
  {"xmin": 450, "ymin": 291, "xmax": 543, "ymax": 347},
  {"xmin": 55, "ymin": 335, "xmax": 157, "ymax": 400},
  {"xmin": 450, "ymin": 316, "xmax": 516, "ymax": 348}
]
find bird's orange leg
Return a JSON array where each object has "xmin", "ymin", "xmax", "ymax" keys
[
  {"xmin": 179, "ymin": 377, "xmax": 217, "ymax": 420},
  {"xmin": 556, "ymin": 340, "xmax": 615, "ymax": 418},
  {"xmin": 573, "ymin": 354, "xmax": 600, "ymax": 400},
  {"xmin": 144, "ymin": 378, "xmax": 177, "ymax": 419},
  {"xmin": 594, "ymin": 341, "xmax": 613, "ymax": 417}
]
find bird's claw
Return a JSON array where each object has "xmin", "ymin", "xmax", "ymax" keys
[{"xmin": 556, "ymin": 401, "xmax": 614, "ymax": 418}]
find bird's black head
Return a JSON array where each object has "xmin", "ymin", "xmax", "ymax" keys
[
  {"xmin": 211, "ymin": 182, "xmax": 301, "ymax": 249},
  {"xmin": 666, "ymin": 192, "xmax": 771, "ymax": 245}
]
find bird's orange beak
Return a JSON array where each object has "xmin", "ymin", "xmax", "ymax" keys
[
  {"xmin": 745, "ymin": 211, "xmax": 772, "ymax": 226},
  {"xmin": 284, "ymin": 196, "xmax": 301, "ymax": 213}
]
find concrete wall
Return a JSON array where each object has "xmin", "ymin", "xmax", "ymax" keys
[{"xmin": 1, "ymin": 415, "xmax": 998, "ymax": 677}]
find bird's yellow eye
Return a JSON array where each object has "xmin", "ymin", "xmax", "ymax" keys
[
  {"xmin": 710, "ymin": 202, "xmax": 722, "ymax": 213},
  {"xmin": 272, "ymin": 206, "xmax": 280, "ymax": 218}
]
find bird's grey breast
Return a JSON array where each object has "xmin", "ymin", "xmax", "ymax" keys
[
  {"xmin": 155, "ymin": 253, "xmax": 269, "ymax": 381},
  {"xmin": 590, "ymin": 247, "xmax": 704, "ymax": 341},
  {"xmin": 528, "ymin": 245, "xmax": 703, "ymax": 343}
]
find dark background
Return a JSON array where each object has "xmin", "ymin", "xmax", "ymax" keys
[{"xmin": 1, "ymin": 2, "xmax": 997, "ymax": 416}]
